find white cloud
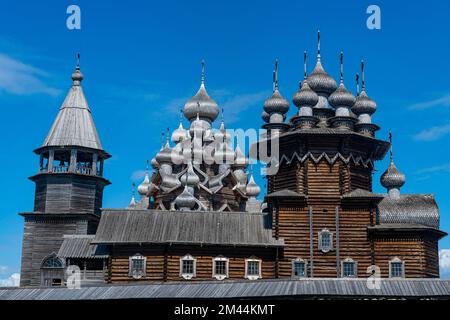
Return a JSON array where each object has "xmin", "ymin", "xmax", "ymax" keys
[
  {"xmin": 0, "ymin": 273, "xmax": 20, "ymax": 287},
  {"xmin": 131, "ymin": 170, "xmax": 146, "ymax": 181},
  {"xmin": 164, "ymin": 96, "xmax": 191, "ymax": 114},
  {"xmin": 222, "ymin": 91, "xmax": 268, "ymax": 123},
  {"xmin": 439, "ymin": 250, "xmax": 450, "ymax": 277},
  {"xmin": 416, "ymin": 163, "xmax": 450, "ymax": 175},
  {"xmin": 0, "ymin": 266, "xmax": 7, "ymax": 274},
  {"xmin": 413, "ymin": 123, "xmax": 450, "ymax": 141},
  {"xmin": 408, "ymin": 93, "xmax": 450, "ymax": 110},
  {"xmin": 0, "ymin": 53, "xmax": 60, "ymax": 96}
]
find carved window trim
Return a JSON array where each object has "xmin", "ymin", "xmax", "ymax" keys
[
  {"xmin": 292, "ymin": 258, "xmax": 307, "ymax": 278},
  {"xmin": 245, "ymin": 257, "xmax": 262, "ymax": 280},
  {"xmin": 180, "ymin": 254, "xmax": 196, "ymax": 280},
  {"xmin": 341, "ymin": 258, "xmax": 358, "ymax": 278},
  {"xmin": 212, "ymin": 256, "xmax": 229, "ymax": 280},
  {"xmin": 129, "ymin": 253, "xmax": 146, "ymax": 279},
  {"xmin": 318, "ymin": 229, "xmax": 333, "ymax": 253},
  {"xmin": 389, "ymin": 257, "xmax": 405, "ymax": 278}
]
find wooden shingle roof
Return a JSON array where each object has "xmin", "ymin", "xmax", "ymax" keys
[
  {"xmin": 40, "ymin": 73, "xmax": 103, "ymax": 151},
  {"xmin": 57, "ymin": 235, "xmax": 109, "ymax": 259},
  {"xmin": 92, "ymin": 209, "xmax": 284, "ymax": 247},
  {"xmin": 377, "ymin": 194, "xmax": 440, "ymax": 229}
]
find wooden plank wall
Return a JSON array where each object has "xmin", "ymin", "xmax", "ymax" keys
[
  {"xmin": 109, "ymin": 245, "xmax": 277, "ymax": 283},
  {"xmin": 273, "ymin": 159, "xmax": 375, "ymax": 278},
  {"xmin": 373, "ymin": 235, "xmax": 440, "ymax": 278},
  {"xmin": 20, "ymin": 216, "xmax": 90, "ymax": 287}
]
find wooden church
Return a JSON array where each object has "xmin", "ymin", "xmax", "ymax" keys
[{"xmin": 19, "ymin": 34, "xmax": 446, "ymax": 288}]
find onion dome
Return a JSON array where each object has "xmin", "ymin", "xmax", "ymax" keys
[
  {"xmin": 381, "ymin": 160, "xmax": 405, "ymax": 190},
  {"xmin": 328, "ymin": 52, "xmax": 356, "ymax": 109},
  {"xmin": 151, "ymin": 156, "xmax": 159, "ymax": 169},
  {"xmin": 261, "ymin": 111, "xmax": 270, "ymax": 123},
  {"xmin": 175, "ymin": 185, "xmax": 196, "ymax": 210},
  {"xmin": 71, "ymin": 53, "xmax": 84, "ymax": 84},
  {"xmin": 381, "ymin": 133, "xmax": 406, "ymax": 190},
  {"xmin": 328, "ymin": 84, "xmax": 355, "ymax": 108},
  {"xmin": 263, "ymin": 60, "xmax": 289, "ymax": 115},
  {"xmin": 137, "ymin": 161, "xmax": 150, "ymax": 196},
  {"xmin": 181, "ymin": 162, "xmax": 200, "ymax": 186},
  {"xmin": 246, "ymin": 173, "xmax": 261, "ymax": 197},
  {"xmin": 293, "ymin": 51, "xmax": 320, "ymax": 109},
  {"xmin": 352, "ymin": 61, "xmax": 377, "ymax": 115},
  {"xmin": 155, "ymin": 141, "xmax": 173, "ymax": 164},
  {"xmin": 183, "ymin": 60, "xmax": 220, "ymax": 122},
  {"xmin": 172, "ymin": 111, "xmax": 187, "ymax": 142},
  {"xmin": 306, "ymin": 31, "xmax": 337, "ymax": 95},
  {"xmin": 353, "ymin": 91, "xmax": 376, "ymax": 115},
  {"xmin": 233, "ymin": 169, "xmax": 248, "ymax": 185},
  {"xmin": 263, "ymin": 89, "xmax": 290, "ymax": 114},
  {"xmin": 293, "ymin": 80, "xmax": 319, "ymax": 108},
  {"xmin": 128, "ymin": 182, "xmax": 136, "ymax": 209}
]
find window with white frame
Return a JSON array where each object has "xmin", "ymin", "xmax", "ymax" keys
[
  {"xmin": 129, "ymin": 253, "xmax": 146, "ymax": 279},
  {"xmin": 212, "ymin": 256, "xmax": 229, "ymax": 280},
  {"xmin": 318, "ymin": 229, "xmax": 333, "ymax": 253},
  {"xmin": 341, "ymin": 258, "xmax": 357, "ymax": 278},
  {"xmin": 292, "ymin": 258, "xmax": 307, "ymax": 278},
  {"xmin": 245, "ymin": 258, "xmax": 261, "ymax": 280},
  {"xmin": 389, "ymin": 257, "xmax": 405, "ymax": 278},
  {"xmin": 180, "ymin": 254, "xmax": 196, "ymax": 280}
]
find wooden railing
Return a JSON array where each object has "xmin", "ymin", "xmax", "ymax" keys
[{"xmin": 40, "ymin": 165, "xmax": 98, "ymax": 176}]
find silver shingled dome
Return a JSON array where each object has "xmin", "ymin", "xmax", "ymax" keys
[
  {"xmin": 183, "ymin": 61, "xmax": 219, "ymax": 122},
  {"xmin": 380, "ymin": 160, "xmax": 406, "ymax": 190},
  {"xmin": 293, "ymin": 80, "xmax": 319, "ymax": 108},
  {"xmin": 328, "ymin": 83, "xmax": 356, "ymax": 109},
  {"xmin": 353, "ymin": 90, "xmax": 377, "ymax": 115}
]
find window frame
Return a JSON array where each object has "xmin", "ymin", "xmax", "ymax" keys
[
  {"xmin": 180, "ymin": 254, "xmax": 196, "ymax": 280},
  {"xmin": 212, "ymin": 256, "xmax": 229, "ymax": 280},
  {"xmin": 128, "ymin": 253, "xmax": 147, "ymax": 279},
  {"xmin": 291, "ymin": 258, "xmax": 307, "ymax": 278},
  {"xmin": 318, "ymin": 229, "xmax": 333, "ymax": 253},
  {"xmin": 341, "ymin": 258, "xmax": 358, "ymax": 278},
  {"xmin": 245, "ymin": 258, "xmax": 262, "ymax": 280},
  {"xmin": 389, "ymin": 257, "xmax": 405, "ymax": 278}
]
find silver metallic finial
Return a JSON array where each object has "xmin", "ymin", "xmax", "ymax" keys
[
  {"xmin": 389, "ymin": 130, "xmax": 393, "ymax": 161},
  {"xmin": 146, "ymin": 159, "xmax": 149, "ymax": 172},
  {"xmin": 272, "ymin": 69, "xmax": 276, "ymax": 92},
  {"xmin": 201, "ymin": 59, "xmax": 205, "ymax": 85},
  {"xmin": 361, "ymin": 60, "xmax": 365, "ymax": 91},
  {"xmin": 303, "ymin": 51, "xmax": 307, "ymax": 79},
  {"xmin": 274, "ymin": 59, "xmax": 279, "ymax": 90},
  {"xmin": 356, "ymin": 73, "xmax": 360, "ymax": 96},
  {"xmin": 317, "ymin": 30, "xmax": 321, "ymax": 61},
  {"xmin": 340, "ymin": 51, "xmax": 344, "ymax": 84},
  {"xmin": 76, "ymin": 53, "xmax": 80, "ymax": 69},
  {"xmin": 221, "ymin": 107, "xmax": 224, "ymax": 123}
]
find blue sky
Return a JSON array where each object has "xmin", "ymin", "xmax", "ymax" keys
[{"xmin": 1, "ymin": 0, "xmax": 450, "ymax": 283}]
